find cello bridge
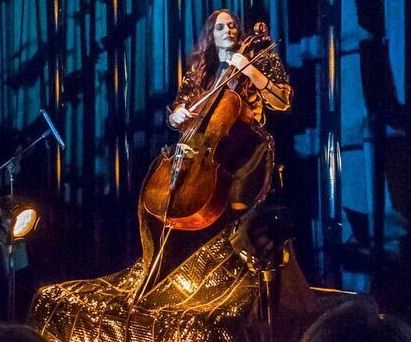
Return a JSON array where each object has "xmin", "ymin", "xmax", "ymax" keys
[{"xmin": 175, "ymin": 143, "xmax": 198, "ymax": 159}]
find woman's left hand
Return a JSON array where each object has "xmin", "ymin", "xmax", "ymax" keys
[
  {"xmin": 227, "ymin": 53, "xmax": 252, "ymax": 75},
  {"xmin": 227, "ymin": 53, "xmax": 274, "ymax": 96}
]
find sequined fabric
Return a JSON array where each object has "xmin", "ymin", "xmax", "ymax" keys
[
  {"xmin": 29, "ymin": 226, "xmax": 259, "ymax": 341},
  {"xmin": 28, "ymin": 129, "xmax": 277, "ymax": 341},
  {"xmin": 172, "ymin": 50, "xmax": 290, "ymax": 123},
  {"xmin": 28, "ymin": 207, "xmax": 319, "ymax": 342}
]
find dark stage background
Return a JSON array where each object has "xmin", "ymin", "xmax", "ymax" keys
[{"xmin": 0, "ymin": 0, "xmax": 410, "ymax": 323}]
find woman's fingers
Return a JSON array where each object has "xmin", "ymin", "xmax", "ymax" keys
[
  {"xmin": 227, "ymin": 53, "xmax": 249, "ymax": 70},
  {"xmin": 169, "ymin": 106, "xmax": 194, "ymax": 126},
  {"xmin": 178, "ymin": 107, "xmax": 194, "ymax": 119}
]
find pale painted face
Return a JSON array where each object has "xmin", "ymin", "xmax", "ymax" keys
[{"xmin": 213, "ymin": 12, "xmax": 239, "ymax": 51}]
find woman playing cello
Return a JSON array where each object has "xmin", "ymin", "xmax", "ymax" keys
[
  {"xmin": 29, "ymin": 9, "xmax": 318, "ymax": 342},
  {"xmin": 169, "ymin": 9, "xmax": 291, "ymax": 129},
  {"xmin": 143, "ymin": 8, "xmax": 292, "ymax": 231},
  {"xmin": 141, "ymin": 7, "xmax": 294, "ymax": 281}
]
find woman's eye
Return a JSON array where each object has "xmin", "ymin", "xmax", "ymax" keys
[{"xmin": 215, "ymin": 24, "xmax": 224, "ymax": 30}]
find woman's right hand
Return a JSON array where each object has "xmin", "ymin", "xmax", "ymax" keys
[{"xmin": 169, "ymin": 105, "xmax": 194, "ymax": 128}]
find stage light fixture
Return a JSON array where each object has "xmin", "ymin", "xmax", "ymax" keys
[{"xmin": 0, "ymin": 196, "xmax": 40, "ymax": 240}]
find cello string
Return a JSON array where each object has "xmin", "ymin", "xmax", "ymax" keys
[
  {"xmin": 155, "ymin": 145, "xmax": 183, "ymax": 282},
  {"xmin": 179, "ymin": 45, "xmax": 244, "ymax": 144},
  {"xmin": 187, "ymin": 40, "xmax": 277, "ymax": 115},
  {"xmin": 152, "ymin": 143, "xmax": 187, "ymax": 282},
  {"xmin": 178, "ymin": 41, "xmax": 278, "ymax": 146},
  {"xmin": 139, "ymin": 143, "xmax": 184, "ymax": 299},
  {"xmin": 142, "ymin": 40, "xmax": 281, "ymax": 297},
  {"xmin": 138, "ymin": 149, "xmax": 181, "ymax": 299}
]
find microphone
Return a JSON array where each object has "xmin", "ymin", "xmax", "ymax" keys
[{"xmin": 40, "ymin": 109, "xmax": 66, "ymax": 150}]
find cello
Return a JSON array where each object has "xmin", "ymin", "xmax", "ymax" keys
[{"xmin": 142, "ymin": 25, "xmax": 277, "ymax": 230}]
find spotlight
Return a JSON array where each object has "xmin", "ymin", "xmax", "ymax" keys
[
  {"xmin": 0, "ymin": 196, "xmax": 40, "ymax": 240},
  {"xmin": 0, "ymin": 196, "xmax": 39, "ymax": 321}
]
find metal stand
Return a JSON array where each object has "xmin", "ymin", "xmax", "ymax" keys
[
  {"xmin": 5, "ymin": 163, "xmax": 16, "ymax": 322},
  {"xmin": 0, "ymin": 129, "xmax": 52, "ymax": 322},
  {"xmin": 0, "ymin": 130, "xmax": 52, "ymax": 174},
  {"xmin": 6, "ymin": 221, "xmax": 16, "ymax": 322},
  {"xmin": 241, "ymin": 241, "xmax": 285, "ymax": 342},
  {"xmin": 256, "ymin": 260, "xmax": 283, "ymax": 342}
]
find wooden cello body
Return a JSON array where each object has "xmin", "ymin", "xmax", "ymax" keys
[
  {"xmin": 142, "ymin": 88, "xmax": 251, "ymax": 230},
  {"xmin": 142, "ymin": 26, "xmax": 276, "ymax": 230}
]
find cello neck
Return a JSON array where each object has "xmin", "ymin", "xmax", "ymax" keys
[{"xmin": 188, "ymin": 40, "xmax": 277, "ymax": 114}]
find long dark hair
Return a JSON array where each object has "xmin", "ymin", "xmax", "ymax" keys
[{"xmin": 188, "ymin": 9, "xmax": 243, "ymax": 89}]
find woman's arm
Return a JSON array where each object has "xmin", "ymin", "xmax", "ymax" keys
[
  {"xmin": 167, "ymin": 67, "xmax": 200, "ymax": 129},
  {"xmin": 228, "ymin": 51, "xmax": 292, "ymax": 111}
]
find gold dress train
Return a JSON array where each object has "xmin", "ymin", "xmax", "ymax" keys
[
  {"xmin": 29, "ymin": 130, "xmax": 317, "ymax": 341},
  {"xmin": 28, "ymin": 217, "xmax": 316, "ymax": 341}
]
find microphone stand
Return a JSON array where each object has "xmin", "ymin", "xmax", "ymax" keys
[
  {"xmin": 257, "ymin": 262, "xmax": 282, "ymax": 342},
  {"xmin": 0, "ymin": 129, "xmax": 54, "ymax": 174},
  {"xmin": 0, "ymin": 129, "xmax": 53, "ymax": 321},
  {"xmin": 239, "ymin": 243, "xmax": 285, "ymax": 342}
]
